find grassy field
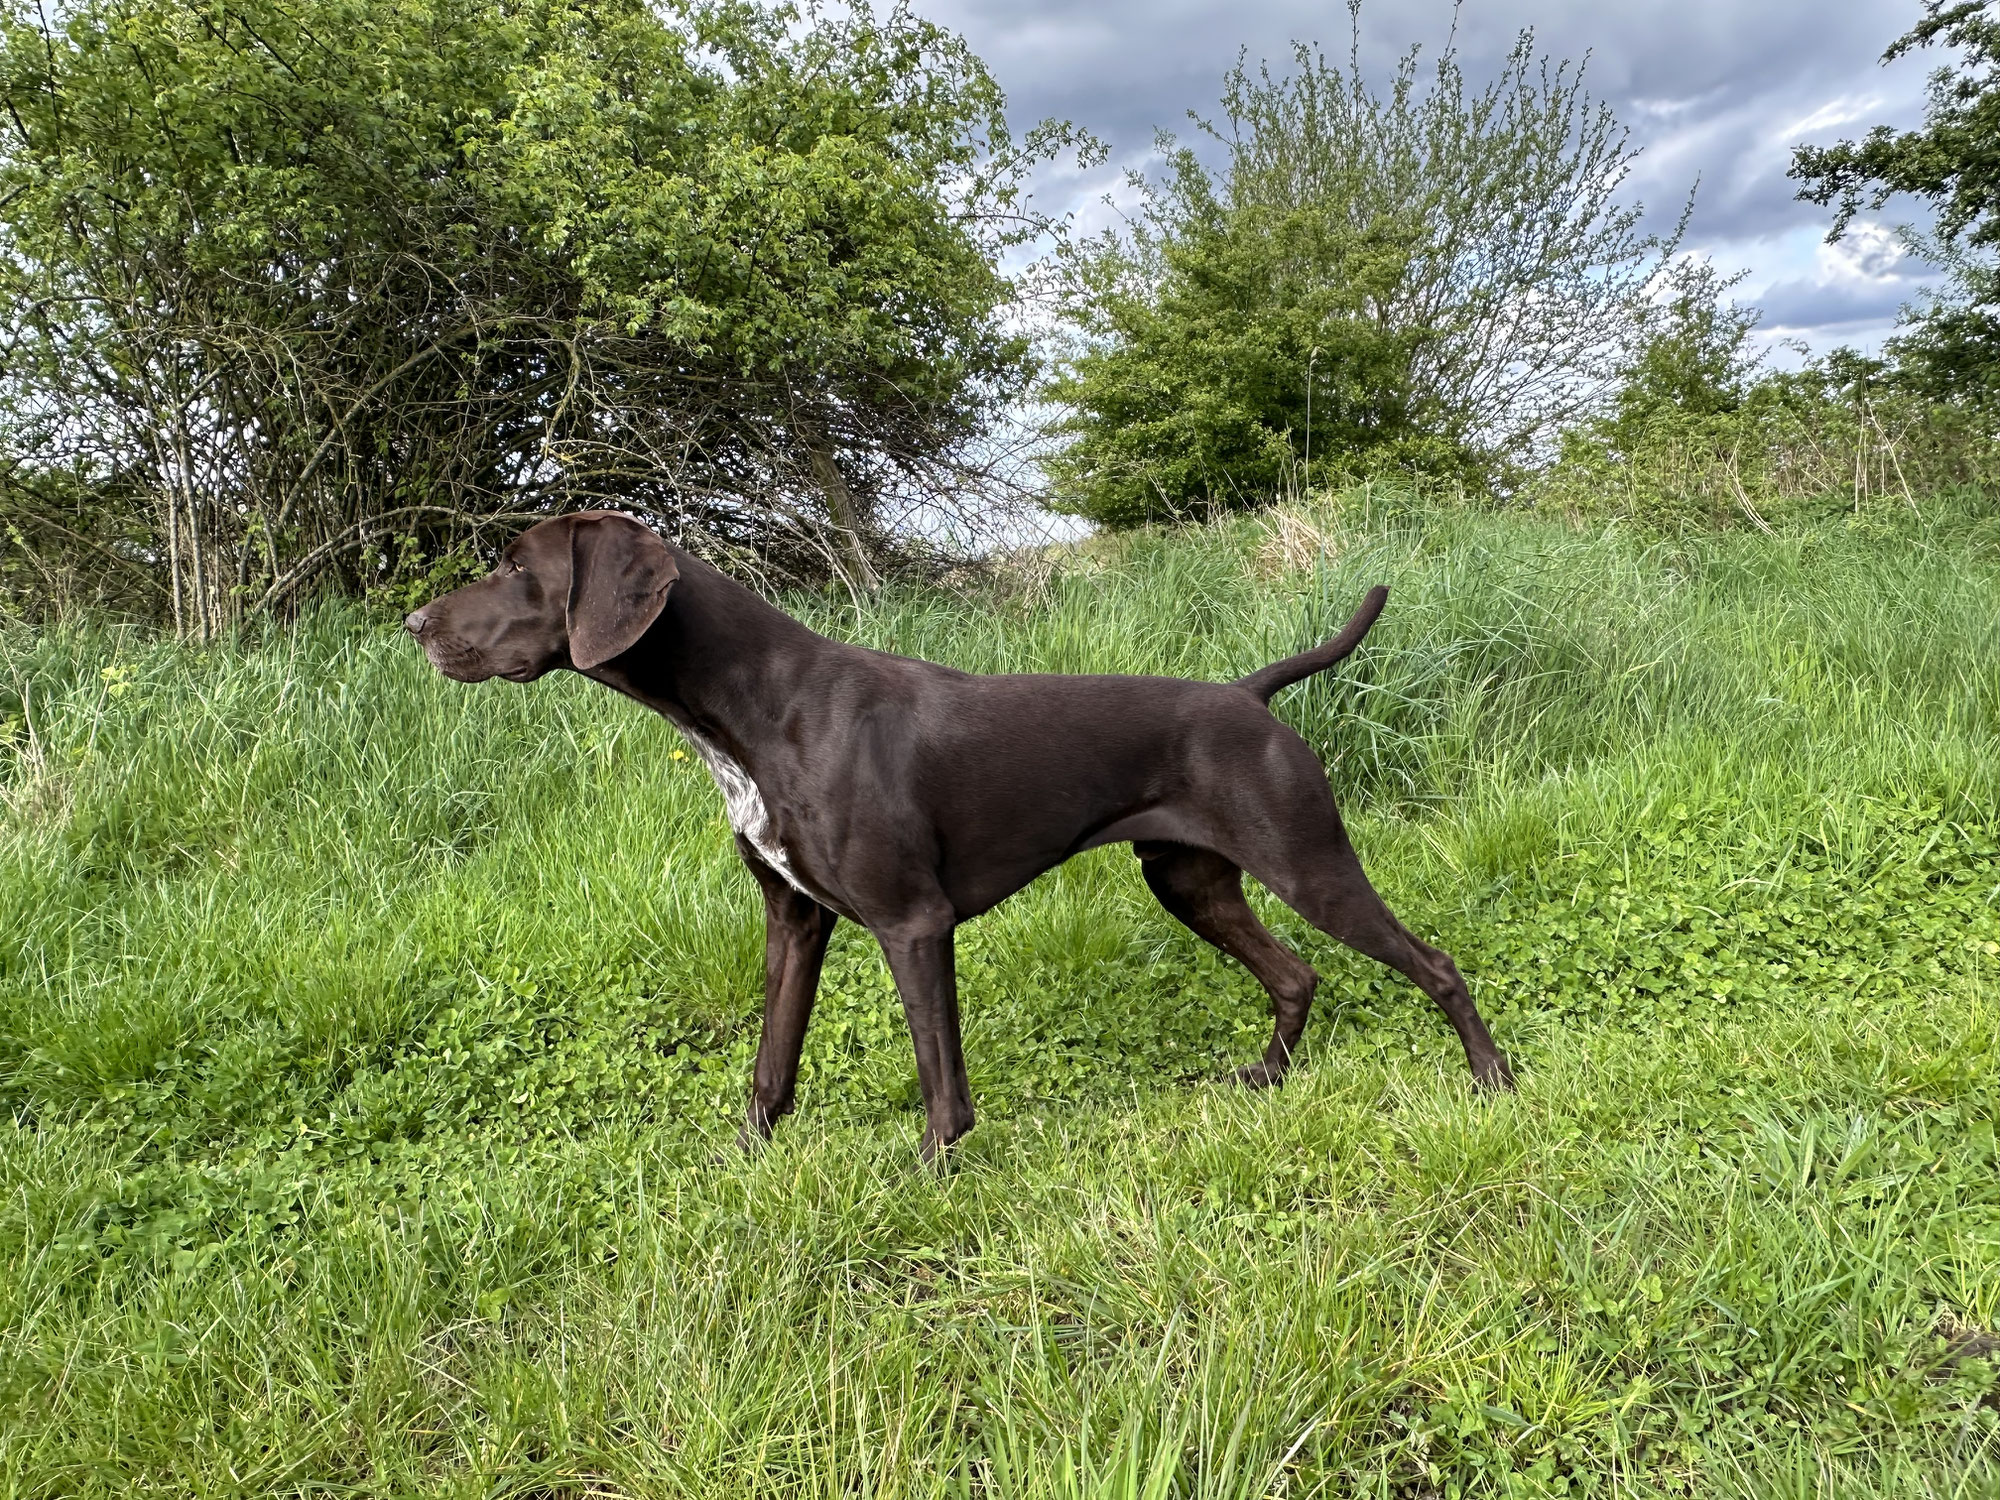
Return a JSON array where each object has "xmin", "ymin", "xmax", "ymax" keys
[{"xmin": 2, "ymin": 492, "xmax": 1998, "ymax": 1496}]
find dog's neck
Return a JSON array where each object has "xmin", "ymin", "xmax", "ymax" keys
[{"xmin": 582, "ymin": 549, "xmax": 841, "ymax": 762}]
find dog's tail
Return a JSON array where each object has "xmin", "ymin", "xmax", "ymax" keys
[{"xmin": 1233, "ymin": 585, "xmax": 1389, "ymax": 704}]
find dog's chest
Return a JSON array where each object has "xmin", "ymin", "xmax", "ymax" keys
[{"xmin": 680, "ymin": 729, "xmax": 813, "ymax": 897}]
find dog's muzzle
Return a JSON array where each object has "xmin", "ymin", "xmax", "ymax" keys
[{"xmin": 405, "ymin": 609, "xmax": 488, "ymax": 682}]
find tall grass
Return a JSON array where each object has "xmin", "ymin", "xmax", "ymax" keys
[{"xmin": 1, "ymin": 492, "xmax": 1997, "ymax": 1494}]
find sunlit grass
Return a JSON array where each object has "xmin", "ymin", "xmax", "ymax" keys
[{"xmin": 1, "ymin": 490, "xmax": 1997, "ymax": 1494}]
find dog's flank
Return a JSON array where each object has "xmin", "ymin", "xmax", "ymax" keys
[{"xmin": 1233, "ymin": 584, "xmax": 1389, "ymax": 704}]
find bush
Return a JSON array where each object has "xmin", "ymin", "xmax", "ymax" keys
[
  {"xmin": 0, "ymin": 0, "xmax": 1064, "ymax": 630},
  {"xmin": 1535, "ymin": 382, "xmax": 2000, "ymax": 530},
  {"xmin": 1533, "ymin": 307, "xmax": 2000, "ymax": 531},
  {"xmin": 1040, "ymin": 14, "xmax": 1680, "ymax": 527}
]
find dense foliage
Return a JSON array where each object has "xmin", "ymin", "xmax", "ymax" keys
[
  {"xmin": 0, "ymin": 0, "xmax": 1064, "ymax": 629},
  {"xmin": 1041, "ymin": 27, "xmax": 1679, "ymax": 526},
  {"xmin": 1529, "ymin": 260, "xmax": 2000, "ymax": 526},
  {"xmin": 1792, "ymin": 0, "xmax": 2000, "ymax": 403},
  {"xmin": 1792, "ymin": 1, "xmax": 2000, "ymax": 256},
  {"xmin": 2, "ymin": 497, "xmax": 1997, "ymax": 1491}
]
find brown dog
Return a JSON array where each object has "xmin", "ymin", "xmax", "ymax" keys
[{"xmin": 407, "ymin": 512, "xmax": 1512, "ymax": 1158}]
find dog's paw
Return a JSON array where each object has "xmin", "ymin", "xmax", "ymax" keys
[
  {"xmin": 1472, "ymin": 1054, "xmax": 1517, "ymax": 1093},
  {"xmin": 917, "ymin": 1115, "xmax": 975, "ymax": 1169},
  {"xmin": 736, "ymin": 1110, "xmax": 779, "ymax": 1156},
  {"xmin": 1229, "ymin": 1061, "xmax": 1287, "ymax": 1089}
]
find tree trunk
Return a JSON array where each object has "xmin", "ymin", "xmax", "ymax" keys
[{"xmin": 802, "ymin": 428, "xmax": 878, "ymax": 592}]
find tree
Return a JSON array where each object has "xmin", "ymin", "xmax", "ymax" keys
[
  {"xmin": 0, "ymin": 0, "xmax": 1067, "ymax": 630},
  {"xmin": 1595, "ymin": 259, "xmax": 1762, "ymax": 457},
  {"xmin": 1791, "ymin": 1, "xmax": 2000, "ymax": 400},
  {"xmin": 1792, "ymin": 2, "xmax": 2000, "ymax": 250},
  {"xmin": 1041, "ymin": 6, "xmax": 1682, "ymax": 527},
  {"xmin": 1040, "ymin": 175, "xmax": 1430, "ymax": 527}
]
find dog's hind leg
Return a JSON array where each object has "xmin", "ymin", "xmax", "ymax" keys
[
  {"xmin": 1135, "ymin": 841, "xmax": 1321, "ymax": 1088},
  {"xmin": 1255, "ymin": 832, "xmax": 1513, "ymax": 1092},
  {"xmin": 740, "ymin": 848, "xmax": 838, "ymax": 1149}
]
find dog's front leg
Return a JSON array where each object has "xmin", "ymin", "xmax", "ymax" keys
[
  {"xmin": 740, "ymin": 849, "xmax": 837, "ymax": 1150},
  {"xmin": 877, "ymin": 912, "xmax": 975, "ymax": 1162}
]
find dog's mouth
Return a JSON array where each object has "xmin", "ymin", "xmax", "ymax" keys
[
  {"xmin": 418, "ymin": 633, "xmax": 495, "ymax": 683},
  {"xmin": 420, "ymin": 637, "xmax": 549, "ymax": 685}
]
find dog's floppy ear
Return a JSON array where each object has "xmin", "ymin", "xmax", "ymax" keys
[{"xmin": 566, "ymin": 512, "xmax": 678, "ymax": 670}]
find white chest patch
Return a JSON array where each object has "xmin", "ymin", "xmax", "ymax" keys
[{"xmin": 680, "ymin": 728, "xmax": 813, "ymax": 898}]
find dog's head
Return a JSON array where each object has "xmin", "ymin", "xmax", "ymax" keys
[{"xmin": 405, "ymin": 512, "xmax": 678, "ymax": 683}]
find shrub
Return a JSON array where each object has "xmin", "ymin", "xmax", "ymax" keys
[
  {"xmin": 0, "ymin": 0, "xmax": 1068, "ymax": 629},
  {"xmin": 1040, "ymin": 13, "xmax": 1680, "ymax": 527},
  {"xmin": 1530, "ymin": 263, "xmax": 2000, "ymax": 528}
]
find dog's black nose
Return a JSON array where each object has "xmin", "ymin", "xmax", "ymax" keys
[{"xmin": 404, "ymin": 608, "xmax": 430, "ymax": 638}]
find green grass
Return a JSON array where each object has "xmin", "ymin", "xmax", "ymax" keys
[{"xmin": 2, "ymin": 492, "xmax": 1998, "ymax": 1495}]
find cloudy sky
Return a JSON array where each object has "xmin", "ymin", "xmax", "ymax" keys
[{"xmin": 920, "ymin": 0, "xmax": 1952, "ymax": 362}]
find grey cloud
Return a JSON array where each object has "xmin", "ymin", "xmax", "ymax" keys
[
  {"xmin": 925, "ymin": 0, "xmax": 1939, "ymax": 248},
  {"xmin": 1755, "ymin": 272, "xmax": 1933, "ymax": 331}
]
